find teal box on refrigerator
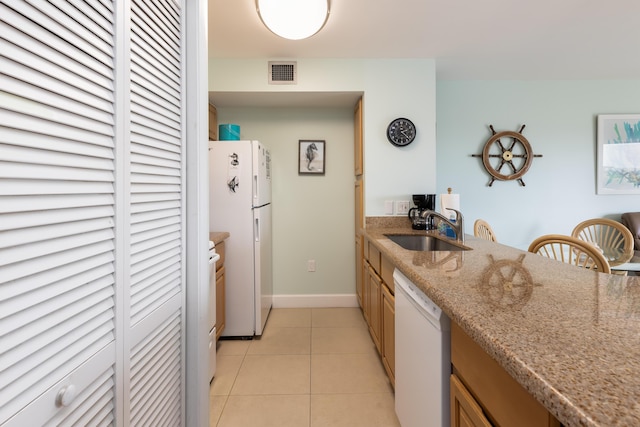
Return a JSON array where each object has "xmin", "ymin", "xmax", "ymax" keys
[{"xmin": 219, "ymin": 124, "xmax": 240, "ymax": 140}]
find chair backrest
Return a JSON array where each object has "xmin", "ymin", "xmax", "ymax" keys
[
  {"xmin": 571, "ymin": 218, "xmax": 634, "ymax": 266},
  {"xmin": 527, "ymin": 234, "xmax": 611, "ymax": 274},
  {"xmin": 474, "ymin": 219, "xmax": 497, "ymax": 242}
]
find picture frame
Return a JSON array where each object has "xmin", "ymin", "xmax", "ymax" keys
[
  {"xmin": 299, "ymin": 140, "xmax": 325, "ymax": 175},
  {"xmin": 597, "ymin": 114, "xmax": 640, "ymax": 194}
]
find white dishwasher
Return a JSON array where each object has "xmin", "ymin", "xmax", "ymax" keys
[{"xmin": 394, "ymin": 269, "xmax": 451, "ymax": 427}]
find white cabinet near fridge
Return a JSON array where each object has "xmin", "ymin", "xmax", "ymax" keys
[{"xmin": 209, "ymin": 140, "xmax": 273, "ymax": 337}]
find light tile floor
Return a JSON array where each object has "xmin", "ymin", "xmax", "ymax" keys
[{"xmin": 210, "ymin": 307, "xmax": 401, "ymax": 427}]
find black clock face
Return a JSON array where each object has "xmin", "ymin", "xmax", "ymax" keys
[{"xmin": 387, "ymin": 118, "xmax": 416, "ymax": 146}]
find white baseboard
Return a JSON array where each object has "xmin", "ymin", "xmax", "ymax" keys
[{"xmin": 273, "ymin": 294, "xmax": 359, "ymax": 308}]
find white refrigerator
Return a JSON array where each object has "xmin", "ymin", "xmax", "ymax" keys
[{"xmin": 209, "ymin": 140, "xmax": 273, "ymax": 337}]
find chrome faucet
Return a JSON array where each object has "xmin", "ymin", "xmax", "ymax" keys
[{"xmin": 420, "ymin": 209, "xmax": 465, "ymax": 243}]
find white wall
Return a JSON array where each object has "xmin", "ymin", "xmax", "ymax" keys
[
  {"xmin": 216, "ymin": 107, "xmax": 354, "ymax": 297},
  {"xmin": 436, "ymin": 80, "xmax": 640, "ymax": 250}
]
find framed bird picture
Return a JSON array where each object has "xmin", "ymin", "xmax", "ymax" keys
[{"xmin": 299, "ymin": 140, "xmax": 325, "ymax": 175}]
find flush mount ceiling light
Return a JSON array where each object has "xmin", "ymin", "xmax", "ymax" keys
[{"xmin": 256, "ymin": 0, "xmax": 330, "ymax": 40}]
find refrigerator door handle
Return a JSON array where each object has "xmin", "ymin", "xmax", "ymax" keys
[
  {"xmin": 255, "ymin": 217, "xmax": 260, "ymax": 242},
  {"xmin": 253, "ymin": 174, "xmax": 258, "ymax": 203}
]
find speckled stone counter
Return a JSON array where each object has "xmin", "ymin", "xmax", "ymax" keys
[
  {"xmin": 364, "ymin": 222, "xmax": 640, "ymax": 427},
  {"xmin": 209, "ymin": 231, "xmax": 229, "ymax": 246}
]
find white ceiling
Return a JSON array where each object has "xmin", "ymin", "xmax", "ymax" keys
[{"xmin": 208, "ymin": 0, "xmax": 639, "ymax": 106}]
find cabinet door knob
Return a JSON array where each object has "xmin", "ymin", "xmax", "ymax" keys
[{"xmin": 56, "ymin": 384, "xmax": 77, "ymax": 407}]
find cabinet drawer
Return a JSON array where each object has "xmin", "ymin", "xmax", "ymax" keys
[
  {"xmin": 380, "ymin": 254, "xmax": 394, "ymax": 294},
  {"xmin": 368, "ymin": 241, "xmax": 381, "ymax": 274},
  {"xmin": 215, "ymin": 240, "xmax": 225, "ymax": 269},
  {"xmin": 363, "ymin": 237, "xmax": 370, "ymax": 262}
]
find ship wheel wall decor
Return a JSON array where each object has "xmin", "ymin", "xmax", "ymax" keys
[{"xmin": 471, "ymin": 124, "xmax": 543, "ymax": 187}]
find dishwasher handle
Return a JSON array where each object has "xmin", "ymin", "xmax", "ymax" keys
[{"xmin": 393, "ymin": 269, "xmax": 445, "ymax": 329}]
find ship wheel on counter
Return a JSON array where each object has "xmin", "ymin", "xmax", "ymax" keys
[
  {"xmin": 472, "ymin": 124, "xmax": 542, "ymax": 187},
  {"xmin": 478, "ymin": 254, "xmax": 538, "ymax": 311}
]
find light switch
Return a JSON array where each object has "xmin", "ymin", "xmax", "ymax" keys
[{"xmin": 384, "ymin": 200, "xmax": 394, "ymax": 215}]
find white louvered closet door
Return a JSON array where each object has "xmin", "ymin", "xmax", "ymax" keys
[
  {"xmin": 0, "ymin": 1, "xmax": 117, "ymax": 425},
  {"xmin": 0, "ymin": 0, "xmax": 187, "ymax": 425},
  {"xmin": 127, "ymin": 0, "xmax": 185, "ymax": 425}
]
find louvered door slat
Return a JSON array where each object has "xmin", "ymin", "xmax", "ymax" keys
[
  {"xmin": 15, "ymin": 1, "xmax": 113, "ymax": 65},
  {"xmin": 130, "ymin": 4, "xmax": 180, "ymax": 64},
  {"xmin": 0, "ymin": 194, "xmax": 114, "ymax": 214},
  {"xmin": 0, "ymin": 5, "xmax": 114, "ymax": 83},
  {"xmin": 0, "ymin": 128, "xmax": 114, "ymax": 159},
  {"xmin": 131, "ymin": 151, "xmax": 181, "ymax": 170},
  {"xmin": 130, "ymin": 107, "xmax": 181, "ymax": 139},
  {"xmin": 131, "ymin": 100, "xmax": 180, "ymax": 133},
  {"xmin": 0, "ymin": 145, "xmax": 113, "ymax": 171},
  {"xmin": 131, "ymin": 33, "xmax": 180, "ymax": 86},
  {"xmin": 0, "ymin": 180, "xmax": 114, "ymax": 196},
  {"xmin": 46, "ymin": 0, "xmax": 114, "ymax": 41},
  {"xmin": 131, "ymin": 86, "xmax": 181, "ymax": 124},
  {"xmin": 131, "ymin": 192, "xmax": 181, "ymax": 204},
  {"xmin": 0, "ymin": 110, "xmax": 114, "ymax": 147},
  {"xmin": 2, "ymin": 51, "xmax": 113, "ymax": 112},
  {"xmin": 130, "ymin": 131, "xmax": 181, "ymax": 153},
  {"xmin": 51, "ymin": 0, "xmax": 114, "ymax": 33},
  {"xmin": 130, "ymin": 312, "xmax": 181, "ymax": 425},
  {"xmin": 131, "ymin": 119, "xmax": 181, "ymax": 147},
  {"xmin": 0, "ymin": 206, "xmax": 114, "ymax": 232},
  {"xmin": 0, "ymin": 263, "xmax": 114, "ymax": 322}
]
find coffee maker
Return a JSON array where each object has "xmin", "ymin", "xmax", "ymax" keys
[{"xmin": 408, "ymin": 194, "xmax": 436, "ymax": 230}]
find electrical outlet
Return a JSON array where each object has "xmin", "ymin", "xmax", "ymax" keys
[
  {"xmin": 396, "ymin": 200, "xmax": 410, "ymax": 215},
  {"xmin": 307, "ymin": 259, "xmax": 316, "ymax": 272}
]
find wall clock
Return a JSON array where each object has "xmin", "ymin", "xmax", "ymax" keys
[
  {"xmin": 471, "ymin": 124, "xmax": 543, "ymax": 187},
  {"xmin": 386, "ymin": 118, "xmax": 416, "ymax": 146}
]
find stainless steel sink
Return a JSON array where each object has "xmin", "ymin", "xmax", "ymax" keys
[{"xmin": 384, "ymin": 234, "xmax": 470, "ymax": 251}]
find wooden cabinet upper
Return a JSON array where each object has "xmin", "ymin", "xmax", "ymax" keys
[
  {"xmin": 208, "ymin": 103, "xmax": 218, "ymax": 141},
  {"xmin": 354, "ymin": 97, "xmax": 363, "ymax": 176}
]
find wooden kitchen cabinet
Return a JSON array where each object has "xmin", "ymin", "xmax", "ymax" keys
[
  {"xmin": 215, "ymin": 240, "xmax": 226, "ymax": 339},
  {"xmin": 354, "ymin": 97, "xmax": 363, "ymax": 176},
  {"xmin": 381, "ymin": 283, "xmax": 395, "ymax": 387},
  {"xmin": 451, "ymin": 374, "xmax": 493, "ymax": 427},
  {"xmin": 208, "ymin": 103, "xmax": 218, "ymax": 140},
  {"xmin": 215, "ymin": 266, "xmax": 225, "ymax": 340},
  {"xmin": 362, "ymin": 236, "xmax": 396, "ymax": 387},
  {"xmin": 356, "ymin": 235, "xmax": 364, "ymax": 309},
  {"xmin": 451, "ymin": 322, "xmax": 560, "ymax": 427},
  {"xmin": 367, "ymin": 264, "xmax": 382, "ymax": 353}
]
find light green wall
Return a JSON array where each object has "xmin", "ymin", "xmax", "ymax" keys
[
  {"xmin": 210, "ymin": 58, "xmax": 437, "ymax": 297},
  {"xmin": 436, "ymin": 80, "xmax": 640, "ymax": 250},
  {"xmin": 209, "ymin": 58, "xmax": 437, "ymax": 216},
  {"xmin": 216, "ymin": 107, "xmax": 354, "ymax": 296}
]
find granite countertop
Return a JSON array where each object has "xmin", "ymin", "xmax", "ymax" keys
[
  {"xmin": 209, "ymin": 231, "xmax": 229, "ymax": 246},
  {"xmin": 364, "ymin": 222, "xmax": 640, "ymax": 427}
]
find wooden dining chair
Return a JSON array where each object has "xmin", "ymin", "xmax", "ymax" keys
[
  {"xmin": 527, "ymin": 234, "xmax": 611, "ymax": 274},
  {"xmin": 571, "ymin": 218, "xmax": 634, "ymax": 273},
  {"xmin": 474, "ymin": 219, "xmax": 497, "ymax": 242}
]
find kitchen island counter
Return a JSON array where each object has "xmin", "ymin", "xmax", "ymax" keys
[{"xmin": 364, "ymin": 225, "xmax": 640, "ymax": 427}]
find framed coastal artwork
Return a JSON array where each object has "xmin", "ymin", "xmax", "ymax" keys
[
  {"xmin": 597, "ymin": 114, "xmax": 640, "ymax": 194},
  {"xmin": 298, "ymin": 140, "xmax": 325, "ymax": 175}
]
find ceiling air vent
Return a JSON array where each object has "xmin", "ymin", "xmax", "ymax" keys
[{"xmin": 268, "ymin": 61, "xmax": 297, "ymax": 85}]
